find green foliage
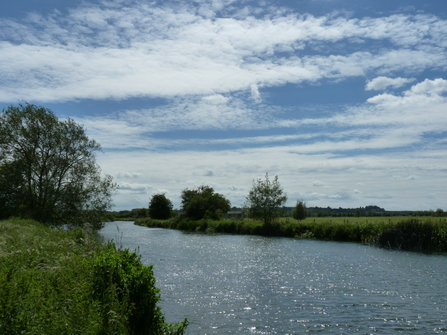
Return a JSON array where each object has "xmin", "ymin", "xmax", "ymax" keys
[
  {"xmin": 0, "ymin": 219, "xmax": 188, "ymax": 335},
  {"xmin": 91, "ymin": 244, "xmax": 188, "ymax": 335},
  {"xmin": 372, "ymin": 219, "xmax": 447, "ymax": 251},
  {"xmin": 181, "ymin": 185, "xmax": 230, "ymax": 220},
  {"xmin": 136, "ymin": 216, "xmax": 447, "ymax": 253},
  {"xmin": 435, "ymin": 208, "xmax": 445, "ymax": 217},
  {"xmin": 135, "ymin": 208, "xmax": 149, "ymax": 218},
  {"xmin": 149, "ymin": 194, "xmax": 173, "ymax": 220},
  {"xmin": 104, "ymin": 213, "xmax": 116, "ymax": 222},
  {"xmin": 245, "ymin": 173, "xmax": 287, "ymax": 228},
  {"xmin": 292, "ymin": 200, "xmax": 308, "ymax": 221},
  {"xmin": 0, "ymin": 103, "xmax": 117, "ymax": 230}
]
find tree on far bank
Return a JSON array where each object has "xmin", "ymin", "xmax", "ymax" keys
[
  {"xmin": 181, "ymin": 185, "xmax": 230, "ymax": 220},
  {"xmin": 149, "ymin": 194, "xmax": 173, "ymax": 220},
  {"xmin": 355, "ymin": 208, "xmax": 361, "ymax": 217},
  {"xmin": 292, "ymin": 200, "xmax": 308, "ymax": 220},
  {"xmin": 244, "ymin": 173, "xmax": 287, "ymax": 228},
  {"xmin": 0, "ymin": 103, "xmax": 117, "ymax": 229}
]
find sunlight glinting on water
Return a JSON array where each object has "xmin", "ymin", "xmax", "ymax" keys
[{"xmin": 100, "ymin": 222, "xmax": 447, "ymax": 334}]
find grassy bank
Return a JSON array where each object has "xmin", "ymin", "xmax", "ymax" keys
[
  {"xmin": 0, "ymin": 219, "xmax": 187, "ymax": 335},
  {"xmin": 135, "ymin": 216, "xmax": 447, "ymax": 253}
]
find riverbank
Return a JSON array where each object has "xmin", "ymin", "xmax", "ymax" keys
[
  {"xmin": 0, "ymin": 219, "xmax": 187, "ymax": 335},
  {"xmin": 135, "ymin": 216, "xmax": 447, "ymax": 253}
]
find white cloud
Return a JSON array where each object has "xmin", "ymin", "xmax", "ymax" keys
[
  {"xmin": 73, "ymin": 78, "xmax": 447, "ymax": 162},
  {"xmin": 365, "ymin": 76, "xmax": 415, "ymax": 91},
  {"xmin": 250, "ymin": 84, "xmax": 262, "ymax": 103},
  {"xmin": 202, "ymin": 94, "xmax": 230, "ymax": 104},
  {"xmin": 0, "ymin": 3, "xmax": 446, "ymax": 102},
  {"xmin": 77, "ymin": 96, "xmax": 278, "ymax": 146},
  {"xmin": 406, "ymin": 78, "xmax": 447, "ymax": 95},
  {"xmin": 116, "ymin": 171, "xmax": 143, "ymax": 179},
  {"xmin": 95, "ymin": 130, "xmax": 447, "ymax": 210},
  {"xmin": 204, "ymin": 170, "xmax": 214, "ymax": 176},
  {"xmin": 118, "ymin": 182, "xmax": 153, "ymax": 194}
]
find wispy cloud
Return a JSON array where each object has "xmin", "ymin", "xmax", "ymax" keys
[
  {"xmin": 365, "ymin": 76, "xmax": 416, "ymax": 91},
  {"xmin": 1, "ymin": 2, "xmax": 447, "ymax": 102}
]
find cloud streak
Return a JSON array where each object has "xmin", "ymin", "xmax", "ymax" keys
[{"xmin": 1, "ymin": 2, "xmax": 447, "ymax": 102}]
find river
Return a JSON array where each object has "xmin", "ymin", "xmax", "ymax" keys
[{"xmin": 99, "ymin": 221, "xmax": 447, "ymax": 334}]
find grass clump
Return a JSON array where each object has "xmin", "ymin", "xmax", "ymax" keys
[{"xmin": 0, "ymin": 218, "xmax": 187, "ymax": 335}]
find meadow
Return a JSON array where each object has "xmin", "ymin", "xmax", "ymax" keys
[
  {"xmin": 0, "ymin": 218, "xmax": 187, "ymax": 335},
  {"xmin": 135, "ymin": 216, "xmax": 447, "ymax": 253}
]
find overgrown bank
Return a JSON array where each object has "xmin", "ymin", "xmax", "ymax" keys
[
  {"xmin": 0, "ymin": 219, "xmax": 187, "ymax": 335},
  {"xmin": 135, "ymin": 217, "xmax": 447, "ymax": 253}
]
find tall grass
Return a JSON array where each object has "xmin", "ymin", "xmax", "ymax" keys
[
  {"xmin": 0, "ymin": 218, "xmax": 187, "ymax": 335},
  {"xmin": 135, "ymin": 216, "xmax": 447, "ymax": 253}
]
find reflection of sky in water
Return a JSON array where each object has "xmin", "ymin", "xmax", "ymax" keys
[{"xmin": 101, "ymin": 222, "xmax": 447, "ymax": 334}]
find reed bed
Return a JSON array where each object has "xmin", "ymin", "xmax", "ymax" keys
[{"xmin": 135, "ymin": 217, "xmax": 447, "ymax": 253}]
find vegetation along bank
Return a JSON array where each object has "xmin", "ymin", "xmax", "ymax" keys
[
  {"xmin": 134, "ymin": 173, "xmax": 447, "ymax": 253},
  {"xmin": 135, "ymin": 216, "xmax": 447, "ymax": 253},
  {"xmin": 0, "ymin": 219, "xmax": 188, "ymax": 335}
]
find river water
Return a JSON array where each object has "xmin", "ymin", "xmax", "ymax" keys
[{"xmin": 99, "ymin": 221, "xmax": 447, "ymax": 334}]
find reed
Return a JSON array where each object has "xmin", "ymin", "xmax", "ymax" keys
[{"xmin": 135, "ymin": 216, "xmax": 447, "ymax": 253}]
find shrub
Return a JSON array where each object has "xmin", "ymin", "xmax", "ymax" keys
[
  {"xmin": 292, "ymin": 200, "xmax": 308, "ymax": 221},
  {"xmin": 0, "ymin": 219, "xmax": 188, "ymax": 335},
  {"xmin": 149, "ymin": 194, "xmax": 173, "ymax": 220},
  {"xmin": 91, "ymin": 244, "xmax": 188, "ymax": 335}
]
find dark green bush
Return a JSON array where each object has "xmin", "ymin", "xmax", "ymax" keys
[{"xmin": 91, "ymin": 244, "xmax": 188, "ymax": 335}]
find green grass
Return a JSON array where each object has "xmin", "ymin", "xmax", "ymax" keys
[
  {"xmin": 135, "ymin": 216, "xmax": 447, "ymax": 253},
  {"xmin": 0, "ymin": 218, "xmax": 187, "ymax": 335}
]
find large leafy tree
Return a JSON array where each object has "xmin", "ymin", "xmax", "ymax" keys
[
  {"xmin": 245, "ymin": 173, "xmax": 287, "ymax": 228},
  {"xmin": 0, "ymin": 103, "xmax": 116, "ymax": 229},
  {"xmin": 149, "ymin": 194, "xmax": 173, "ymax": 220},
  {"xmin": 181, "ymin": 185, "xmax": 230, "ymax": 220}
]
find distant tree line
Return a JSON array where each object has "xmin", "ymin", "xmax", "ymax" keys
[{"xmin": 114, "ymin": 173, "xmax": 445, "ymax": 227}]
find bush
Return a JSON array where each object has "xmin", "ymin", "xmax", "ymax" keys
[
  {"xmin": 0, "ymin": 219, "xmax": 187, "ymax": 335},
  {"xmin": 292, "ymin": 200, "xmax": 308, "ymax": 221},
  {"xmin": 149, "ymin": 194, "xmax": 173, "ymax": 220},
  {"xmin": 181, "ymin": 186, "xmax": 230, "ymax": 220},
  {"xmin": 92, "ymin": 244, "xmax": 188, "ymax": 335}
]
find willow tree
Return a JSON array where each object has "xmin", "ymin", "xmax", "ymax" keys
[
  {"xmin": 245, "ymin": 173, "xmax": 287, "ymax": 229},
  {"xmin": 0, "ymin": 103, "xmax": 116, "ymax": 229}
]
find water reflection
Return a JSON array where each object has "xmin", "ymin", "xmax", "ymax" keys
[{"xmin": 100, "ymin": 222, "xmax": 447, "ymax": 334}]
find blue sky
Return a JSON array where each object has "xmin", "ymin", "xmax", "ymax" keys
[{"xmin": 1, "ymin": 0, "xmax": 447, "ymax": 211}]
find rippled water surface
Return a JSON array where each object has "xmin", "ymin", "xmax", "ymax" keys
[{"xmin": 100, "ymin": 221, "xmax": 447, "ymax": 334}]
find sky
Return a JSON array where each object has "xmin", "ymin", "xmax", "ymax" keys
[{"xmin": 1, "ymin": 0, "xmax": 447, "ymax": 211}]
